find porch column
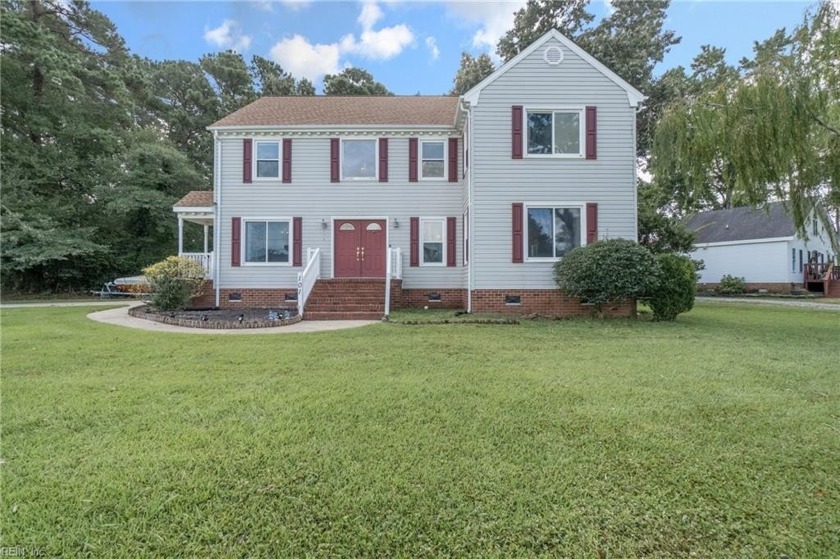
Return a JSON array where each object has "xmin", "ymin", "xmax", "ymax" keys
[
  {"xmin": 177, "ymin": 214, "xmax": 184, "ymax": 255},
  {"xmin": 203, "ymin": 224, "xmax": 209, "ymax": 254}
]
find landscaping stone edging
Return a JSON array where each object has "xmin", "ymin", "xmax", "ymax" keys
[{"xmin": 128, "ymin": 305, "xmax": 302, "ymax": 329}]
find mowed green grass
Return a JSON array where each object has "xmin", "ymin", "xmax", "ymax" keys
[{"xmin": 2, "ymin": 304, "xmax": 838, "ymax": 557}]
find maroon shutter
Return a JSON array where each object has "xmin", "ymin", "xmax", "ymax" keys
[
  {"xmin": 231, "ymin": 217, "xmax": 241, "ymax": 267},
  {"xmin": 586, "ymin": 203, "xmax": 598, "ymax": 244},
  {"xmin": 448, "ymin": 138, "xmax": 458, "ymax": 182},
  {"xmin": 293, "ymin": 217, "xmax": 302, "ymax": 266},
  {"xmin": 330, "ymin": 138, "xmax": 340, "ymax": 182},
  {"xmin": 282, "ymin": 139, "xmax": 292, "ymax": 183},
  {"xmin": 512, "ymin": 203, "xmax": 523, "ymax": 263},
  {"xmin": 447, "ymin": 217, "xmax": 456, "ymax": 267},
  {"xmin": 408, "ymin": 138, "xmax": 418, "ymax": 182},
  {"xmin": 512, "ymin": 106, "xmax": 523, "ymax": 159},
  {"xmin": 585, "ymin": 106, "xmax": 597, "ymax": 160},
  {"xmin": 409, "ymin": 217, "xmax": 419, "ymax": 267},
  {"xmin": 379, "ymin": 138, "xmax": 388, "ymax": 182},
  {"xmin": 243, "ymin": 139, "xmax": 253, "ymax": 183}
]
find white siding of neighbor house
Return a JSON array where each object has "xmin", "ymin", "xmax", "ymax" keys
[
  {"xmin": 692, "ymin": 240, "xmax": 792, "ymax": 284},
  {"xmin": 691, "ymin": 215, "xmax": 836, "ymax": 285},
  {"xmin": 468, "ymin": 36, "xmax": 638, "ymax": 290},
  {"xmin": 217, "ymin": 135, "xmax": 464, "ymax": 290}
]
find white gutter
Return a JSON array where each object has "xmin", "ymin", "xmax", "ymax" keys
[{"xmin": 462, "ymin": 98, "xmax": 474, "ymax": 313}]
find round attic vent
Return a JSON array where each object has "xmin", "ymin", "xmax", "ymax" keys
[{"xmin": 543, "ymin": 46, "xmax": 564, "ymax": 65}]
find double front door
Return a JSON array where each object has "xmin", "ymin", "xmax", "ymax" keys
[{"xmin": 334, "ymin": 219, "xmax": 386, "ymax": 278}]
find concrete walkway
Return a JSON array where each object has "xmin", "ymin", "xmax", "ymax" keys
[
  {"xmin": 1, "ymin": 301, "xmax": 379, "ymax": 334},
  {"xmin": 84, "ymin": 304, "xmax": 379, "ymax": 335},
  {"xmin": 697, "ymin": 296, "xmax": 840, "ymax": 311}
]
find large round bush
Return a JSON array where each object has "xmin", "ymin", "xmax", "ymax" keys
[
  {"xmin": 648, "ymin": 253, "xmax": 697, "ymax": 321},
  {"xmin": 553, "ymin": 239, "xmax": 659, "ymax": 313},
  {"xmin": 143, "ymin": 256, "xmax": 207, "ymax": 311}
]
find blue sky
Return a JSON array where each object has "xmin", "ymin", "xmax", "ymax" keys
[{"xmin": 93, "ymin": 1, "xmax": 815, "ymax": 94}]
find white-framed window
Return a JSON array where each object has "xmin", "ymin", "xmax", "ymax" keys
[
  {"xmin": 255, "ymin": 141, "xmax": 281, "ymax": 179},
  {"xmin": 526, "ymin": 108, "xmax": 584, "ymax": 157},
  {"xmin": 420, "ymin": 217, "xmax": 446, "ymax": 266},
  {"xmin": 341, "ymin": 139, "xmax": 377, "ymax": 180},
  {"xmin": 420, "ymin": 140, "xmax": 446, "ymax": 180},
  {"xmin": 243, "ymin": 218, "xmax": 291, "ymax": 265},
  {"xmin": 525, "ymin": 204, "xmax": 583, "ymax": 260}
]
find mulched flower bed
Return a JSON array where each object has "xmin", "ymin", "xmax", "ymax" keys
[{"xmin": 129, "ymin": 305, "xmax": 301, "ymax": 329}]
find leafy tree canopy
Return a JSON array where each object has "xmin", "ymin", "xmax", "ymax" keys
[
  {"xmin": 449, "ymin": 52, "xmax": 496, "ymax": 96},
  {"xmin": 323, "ymin": 67, "xmax": 392, "ymax": 95}
]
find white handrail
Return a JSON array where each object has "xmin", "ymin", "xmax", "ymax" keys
[
  {"xmin": 180, "ymin": 252, "xmax": 213, "ymax": 278},
  {"xmin": 297, "ymin": 247, "xmax": 321, "ymax": 316},
  {"xmin": 385, "ymin": 249, "xmax": 392, "ymax": 318}
]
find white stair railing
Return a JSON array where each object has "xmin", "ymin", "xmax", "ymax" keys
[
  {"xmin": 297, "ymin": 248, "xmax": 321, "ymax": 316},
  {"xmin": 181, "ymin": 252, "xmax": 213, "ymax": 278}
]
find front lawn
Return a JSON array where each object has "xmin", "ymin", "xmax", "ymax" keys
[{"xmin": 2, "ymin": 304, "xmax": 838, "ymax": 557}]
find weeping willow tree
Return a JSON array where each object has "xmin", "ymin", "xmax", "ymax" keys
[{"xmin": 652, "ymin": 0, "xmax": 840, "ymax": 249}]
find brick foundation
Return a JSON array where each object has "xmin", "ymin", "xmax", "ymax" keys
[
  {"xmin": 218, "ymin": 288, "xmax": 299, "ymax": 309},
  {"xmin": 399, "ymin": 288, "xmax": 467, "ymax": 309},
  {"xmin": 188, "ymin": 280, "xmax": 216, "ymax": 308},
  {"xmin": 698, "ymin": 282, "xmax": 799, "ymax": 294},
  {"xmin": 470, "ymin": 289, "xmax": 635, "ymax": 317}
]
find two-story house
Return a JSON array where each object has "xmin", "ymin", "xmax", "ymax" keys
[{"xmin": 173, "ymin": 30, "xmax": 644, "ymax": 318}]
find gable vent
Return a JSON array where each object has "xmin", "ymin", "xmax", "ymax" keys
[{"xmin": 543, "ymin": 46, "xmax": 564, "ymax": 65}]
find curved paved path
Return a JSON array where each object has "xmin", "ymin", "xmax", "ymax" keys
[
  {"xmin": 84, "ymin": 305, "xmax": 378, "ymax": 334},
  {"xmin": 697, "ymin": 297, "xmax": 840, "ymax": 311},
  {"xmin": 1, "ymin": 301, "xmax": 377, "ymax": 335}
]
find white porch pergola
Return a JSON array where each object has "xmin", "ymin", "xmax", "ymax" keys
[{"xmin": 173, "ymin": 191, "xmax": 215, "ymax": 278}]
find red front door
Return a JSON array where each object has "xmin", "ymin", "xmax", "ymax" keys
[{"xmin": 334, "ymin": 219, "xmax": 387, "ymax": 278}]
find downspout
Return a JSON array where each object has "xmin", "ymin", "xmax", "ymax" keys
[
  {"xmin": 462, "ymin": 98, "xmax": 474, "ymax": 313},
  {"xmin": 213, "ymin": 130, "xmax": 221, "ymax": 308}
]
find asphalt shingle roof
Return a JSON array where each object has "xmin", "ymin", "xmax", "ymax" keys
[
  {"xmin": 685, "ymin": 202, "xmax": 797, "ymax": 243},
  {"xmin": 210, "ymin": 96, "xmax": 459, "ymax": 128},
  {"xmin": 174, "ymin": 191, "xmax": 213, "ymax": 208}
]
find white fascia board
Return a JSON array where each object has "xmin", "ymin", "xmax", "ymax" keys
[
  {"xmin": 693, "ymin": 236, "xmax": 795, "ymax": 249},
  {"xmin": 207, "ymin": 124, "xmax": 457, "ymax": 135},
  {"xmin": 173, "ymin": 206, "xmax": 214, "ymax": 214},
  {"xmin": 462, "ymin": 29, "xmax": 645, "ymax": 108}
]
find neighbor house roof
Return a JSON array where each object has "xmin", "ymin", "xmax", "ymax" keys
[
  {"xmin": 209, "ymin": 96, "xmax": 459, "ymax": 128},
  {"xmin": 685, "ymin": 202, "xmax": 796, "ymax": 244},
  {"xmin": 174, "ymin": 191, "xmax": 213, "ymax": 208}
]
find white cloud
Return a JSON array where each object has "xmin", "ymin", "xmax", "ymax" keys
[
  {"xmin": 425, "ymin": 36, "xmax": 440, "ymax": 61},
  {"xmin": 358, "ymin": 1, "xmax": 384, "ymax": 29},
  {"xmin": 269, "ymin": 34, "xmax": 341, "ymax": 82},
  {"xmin": 279, "ymin": 0, "xmax": 312, "ymax": 10},
  {"xmin": 251, "ymin": 0, "xmax": 274, "ymax": 12},
  {"xmin": 267, "ymin": 1, "xmax": 414, "ymax": 83},
  {"xmin": 203, "ymin": 19, "xmax": 252, "ymax": 52},
  {"xmin": 445, "ymin": 1, "xmax": 527, "ymax": 53},
  {"xmin": 602, "ymin": 0, "xmax": 616, "ymax": 15},
  {"xmin": 342, "ymin": 24, "xmax": 414, "ymax": 60}
]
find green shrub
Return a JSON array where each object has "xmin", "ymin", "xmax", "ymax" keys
[
  {"xmin": 718, "ymin": 274, "xmax": 746, "ymax": 295},
  {"xmin": 649, "ymin": 253, "xmax": 697, "ymax": 321},
  {"xmin": 142, "ymin": 256, "xmax": 207, "ymax": 311},
  {"xmin": 553, "ymin": 239, "xmax": 660, "ymax": 315}
]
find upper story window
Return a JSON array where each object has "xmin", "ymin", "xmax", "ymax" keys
[
  {"xmin": 421, "ymin": 140, "xmax": 445, "ymax": 180},
  {"xmin": 526, "ymin": 205, "xmax": 581, "ymax": 260},
  {"xmin": 527, "ymin": 109, "xmax": 583, "ymax": 156},
  {"xmin": 255, "ymin": 141, "xmax": 281, "ymax": 179},
  {"xmin": 421, "ymin": 218, "xmax": 446, "ymax": 266},
  {"xmin": 342, "ymin": 139, "xmax": 377, "ymax": 180},
  {"xmin": 244, "ymin": 219, "xmax": 290, "ymax": 264}
]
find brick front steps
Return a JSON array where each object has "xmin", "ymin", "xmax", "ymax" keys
[{"xmin": 303, "ymin": 278, "xmax": 393, "ymax": 320}]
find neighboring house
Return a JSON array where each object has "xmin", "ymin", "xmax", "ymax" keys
[
  {"xmin": 173, "ymin": 29, "xmax": 644, "ymax": 318},
  {"xmin": 686, "ymin": 202, "xmax": 838, "ymax": 295}
]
